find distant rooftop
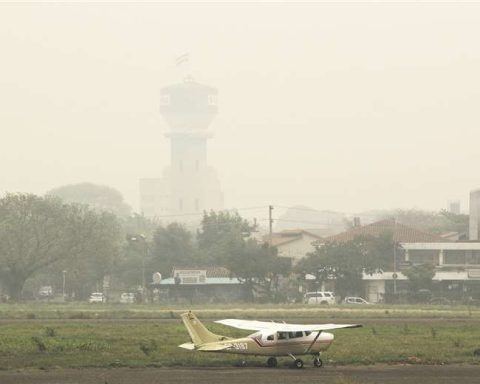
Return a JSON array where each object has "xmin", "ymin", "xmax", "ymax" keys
[
  {"xmin": 265, "ymin": 229, "xmax": 323, "ymax": 247},
  {"xmin": 324, "ymin": 219, "xmax": 447, "ymax": 243}
]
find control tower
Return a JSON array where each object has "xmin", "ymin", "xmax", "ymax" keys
[{"xmin": 139, "ymin": 77, "xmax": 223, "ymax": 218}]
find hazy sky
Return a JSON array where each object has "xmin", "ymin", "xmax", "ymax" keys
[{"xmin": 1, "ymin": 1, "xmax": 480, "ymax": 216}]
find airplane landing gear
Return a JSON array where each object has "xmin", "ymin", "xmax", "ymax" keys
[
  {"xmin": 266, "ymin": 357, "xmax": 278, "ymax": 368},
  {"xmin": 294, "ymin": 359, "xmax": 304, "ymax": 369},
  {"xmin": 288, "ymin": 354, "xmax": 304, "ymax": 369},
  {"xmin": 313, "ymin": 356, "xmax": 323, "ymax": 368}
]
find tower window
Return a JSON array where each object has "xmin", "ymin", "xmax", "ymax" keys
[
  {"xmin": 208, "ymin": 95, "xmax": 217, "ymax": 106},
  {"xmin": 160, "ymin": 94, "xmax": 170, "ymax": 105}
]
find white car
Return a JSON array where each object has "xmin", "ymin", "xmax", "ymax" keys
[
  {"xmin": 343, "ymin": 296, "xmax": 371, "ymax": 305},
  {"xmin": 38, "ymin": 286, "xmax": 53, "ymax": 298},
  {"xmin": 304, "ymin": 291, "xmax": 336, "ymax": 305},
  {"xmin": 120, "ymin": 292, "xmax": 135, "ymax": 304},
  {"xmin": 88, "ymin": 292, "xmax": 106, "ymax": 303}
]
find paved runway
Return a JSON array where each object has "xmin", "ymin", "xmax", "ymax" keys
[{"xmin": 1, "ymin": 365, "xmax": 480, "ymax": 384}]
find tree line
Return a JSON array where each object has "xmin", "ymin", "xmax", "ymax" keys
[{"xmin": 0, "ymin": 191, "xmax": 441, "ymax": 302}]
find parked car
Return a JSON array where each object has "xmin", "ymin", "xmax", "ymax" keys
[
  {"xmin": 88, "ymin": 292, "xmax": 106, "ymax": 303},
  {"xmin": 343, "ymin": 296, "xmax": 371, "ymax": 305},
  {"xmin": 120, "ymin": 292, "xmax": 135, "ymax": 304},
  {"xmin": 304, "ymin": 291, "xmax": 336, "ymax": 305},
  {"xmin": 38, "ymin": 286, "xmax": 53, "ymax": 298}
]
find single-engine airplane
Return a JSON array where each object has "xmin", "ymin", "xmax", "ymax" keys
[{"xmin": 179, "ymin": 311, "xmax": 361, "ymax": 368}]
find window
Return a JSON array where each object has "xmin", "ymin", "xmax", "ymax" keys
[
  {"xmin": 266, "ymin": 334, "xmax": 274, "ymax": 341},
  {"xmin": 160, "ymin": 94, "xmax": 170, "ymax": 105},
  {"xmin": 295, "ymin": 331, "xmax": 304, "ymax": 338},
  {"xmin": 208, "ymin": 94, "xmax": 217, "ymax": 106},
  {"xmin": 277, "ymin": 332, "xmax": 287, "ymax": 340},
  {"xmin": 305, "ymin": 331, "xmax": 312, "ymax": 336}
]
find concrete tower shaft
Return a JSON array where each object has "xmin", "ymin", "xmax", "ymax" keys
[{"xmin": 157, "ymin": 80, "xmax": 223, "ymax": 216}]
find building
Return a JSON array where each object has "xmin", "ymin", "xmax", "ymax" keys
[
  {"xmin": 470, "ymin": 189, "xmax": 480, "ymax": 240},
  {"xmin": 139, "ymin": 77, "xmax": 223, "ymax": 218},
  {"xmin": 320, "ymin": 219, "xmax": 480, "ymax": 303},
  {"xmin": 447, "ymin": 200, "xmax": 461, "ymax": 215},
  {"xmin": 267, "ymin": 229, "xmax": 323, "ymax": 264},
  {"xmin": 152, "ymin": 267, "xmax": 244, "ymax": 304}
]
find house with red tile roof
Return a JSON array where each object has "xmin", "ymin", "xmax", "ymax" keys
[
  {"xmin": 323, "ymin": 219, "xmax": 447, "ymax": 244},
  {"xmin": 312, "ymin": 219, "xmax": 480, "ymax": 303}
]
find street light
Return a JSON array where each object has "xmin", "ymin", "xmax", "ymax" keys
[{"xmin": 129, "ymin": 234, "xmax": 148, "ymax": 301}]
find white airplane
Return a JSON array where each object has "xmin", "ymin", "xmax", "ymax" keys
[{"xmin": 179, "ymin": 311, "xmax": 361, "ymax": 368}]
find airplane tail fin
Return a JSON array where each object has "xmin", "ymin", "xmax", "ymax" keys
[{"xmin": 180, "ymin": 311, "xmax": 227, "ymax": 346}]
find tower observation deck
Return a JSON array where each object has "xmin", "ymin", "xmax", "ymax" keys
[{"xmin": 139, "ymin": 78, "xmax": 223, "ymax": 218}]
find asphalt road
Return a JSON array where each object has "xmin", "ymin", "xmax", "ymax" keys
[{"xmin": 1, "ymin": 365, "xmax": 480, "ymax": 384}]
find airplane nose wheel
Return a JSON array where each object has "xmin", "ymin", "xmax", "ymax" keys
[
  {"xmin": 266, "ymin": 357, "xmax": 278, "ymax": 368},
  {"xmin": 313, "ymin": 356, "xmax": 323, "ymax": 368}
]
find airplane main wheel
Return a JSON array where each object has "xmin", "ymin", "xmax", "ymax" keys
[
  {"xmin": 294, "ymin": 359, "xmax": 304, "ymax": 369},
  {"xmin": 313, "ymin": 357, "xmax": 323, "ymax": 368},
  {"xmin": 267, "ymin": 357, "xmax": 278, "ymax": 368}
]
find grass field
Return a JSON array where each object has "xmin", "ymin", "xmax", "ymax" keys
[{"xmin": 1, "ymin": 303, "xmax": 480, "ymax": 370}]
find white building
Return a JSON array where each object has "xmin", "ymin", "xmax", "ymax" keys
[{"xmin": 267, "ymin": 230, "xmax": 323, "ymax": 264}]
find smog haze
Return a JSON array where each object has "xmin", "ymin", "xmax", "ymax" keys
[{"xmin": 1, "ymin": 1, "xmax": 479, "ymax": 214}]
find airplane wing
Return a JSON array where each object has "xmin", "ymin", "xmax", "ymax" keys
[{"xmin": 215, "ymin": 319, "xmax": 361, "ymax": 332}]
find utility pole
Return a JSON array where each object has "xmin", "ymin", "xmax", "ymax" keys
[
  {"xmin": 393, "ymin": 218, "xmax": 398, "ymax": 297},
  {"xmin": 269, "ymin": 205, "xmax": 274, "ymax": 246}
]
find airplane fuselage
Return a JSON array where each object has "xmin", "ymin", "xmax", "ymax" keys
[{"xmin": 202, "ymin": 331, "xmax": 334, "ymax": 357}]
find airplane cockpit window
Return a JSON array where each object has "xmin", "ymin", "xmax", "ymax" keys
[{"xmin": 266, "ymin": 334, "xmax": 274, "ymax": 341}]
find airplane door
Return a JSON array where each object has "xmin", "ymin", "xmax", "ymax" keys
[{"xmin": 256, "ymin": 332, "xmax": 276, "ymax": 347}]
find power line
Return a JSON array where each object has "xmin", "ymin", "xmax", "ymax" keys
[
  {"xmin": 274, "ymin": 218, "xmax": 329, "ymax": 225},
  {"xmin": 150, "ymin": 205, "xmax": 268, "ymax": 219},
  {"xmin": 274, "ymin": 205, "xmax": 322, "ymax": 212}
]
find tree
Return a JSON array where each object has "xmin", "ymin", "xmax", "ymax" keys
[
  {"xmin": 403, "ymin": 263, "xmax": 435, "ymax": 293},
  {"xmin": 149, "ymin": 223, "xmax": 196, "ymax": 277},
  {"xmin": 50, "ymin": 209, "xmax": 122, "ymax": 300},
  {"xmin": 197, "ymin": 210, "xmax": 255, "ymax": 265},
  {"xmin": 47, "ymin": 182, "xmax": 132, "ymax": 217},
  {"xmin": 197, "ymin": 210, "xmax": 290, "ymax": 301},
  {"xmin": 297, "ymin": 233, "xmax": 396, "ymax": 299},
  {"xmin": 226, "ymin": 239, "xmax": 291, "ymax": 301},
  {"xmin": 0, "ymin": 193, "xmax": 122, "ymax": 300}
]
